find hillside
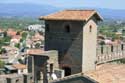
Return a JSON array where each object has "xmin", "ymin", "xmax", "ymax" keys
[
  {"xmin": 0, "ymin": 3, "xmax": 59, "ymax": 17},
  {"xmin": 0, "ymin": 3, "xmax": 125, "ymax": 20}
]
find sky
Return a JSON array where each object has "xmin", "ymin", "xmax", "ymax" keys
[{"xmin": 0, "ymin": 0, "xmax": 125, "ymax": 10}]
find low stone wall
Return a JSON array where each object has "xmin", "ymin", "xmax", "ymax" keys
[{"xmin": 97, "ymin": 44, "xmax": 125, "ymax": 64}]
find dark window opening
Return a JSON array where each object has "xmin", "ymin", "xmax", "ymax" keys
[
  {"xmin": 101, "ymin": 45, "xmax": 103, "ymax": 54},
  {"xmin": 46, "ymin": 24, "xmax": 50, "ymax": 32},
  {"xmin": 62, "ymin": 67, "xmax": 71, "ymax": 76},
  {"xmin": 89, "ymin": 25, "xmax": 92, "ymax": 32},
  {"xmin": 50, "ymin": 63, "xmax": 53, "ymax": 74},
  {"xmin": 121, "ymin": 44, "xmax": 124, "ymax": 50},
  {"xmin": 21, "ymin": 69, "xmax": 23, "ymax": 72},
  {"xmin": 30, "ymin": 77, "xmax": 32, "ymax": 80},
  {"xmin": 111, "ymin": 45, "xmax": 114, "ymax": 52},
  {"xmin": 16, "ymin": 79, "xmax": 19, "ymax": 83},
  {"xmin": 65, "ymin": 25, "xmax": 70, "ymax": 33}
]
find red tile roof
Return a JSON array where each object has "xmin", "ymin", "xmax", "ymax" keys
[
  {"xmin": 40, "ymin": 10, "xmax": 103, "ymax": 21},
  {"xmin": 27, "ymin": 49, "xmax": 44, "ymax": 55},
  {"xmin": 12, "ymin": 64, "xmax": 27, "ymax": 69},
  {"xmin": 7, "ymin": 29, "xmax": 17, "ymax": 37},
  {"xmin": 12, "ymin": 35, "xmax": 22, "ymax": 39},
  {"xmin": 85, "ymin": 64, "xmax": 125, "ymax": 83},
  {"xmin": 0, "ymin": 29, "xmax": 4, "ymax": 33},
  {"xmin": 54, "ymin": 64, "xmax": 125, "ymax": 83}
]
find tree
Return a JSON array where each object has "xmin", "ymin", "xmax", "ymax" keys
[
  {"xmin": 16, "ymin": 31, "xmax": 20, "ymax": 35},
  {"xmin": 0, "ymin": 48, "xmax": 7, "ymax": 54},
  {"xmin": 3, "ymin": 31, "xmax": 7, "ymax": 37},
  {"xmin": 35, "ymin": 43, "xmax": 41, "ymax": 48},
  {"xmin": 15, "ymin": 43, "xmax": 20, "ymax": 48},
  {"xmin": 3, "ymin": 36, "xmax": 11, "ymax": 42},
  {"xmin": 22, "ymin": 32, "xmax": 27, "ymax": 40},
  {"xmin": 0, "ymin": 60, "xmax": 5, "ymax": 68}
]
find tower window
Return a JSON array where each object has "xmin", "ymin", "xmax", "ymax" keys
[
  {"xmin": 65, "ymin": 25, "xmax": 70, "ymax": 33},
  {"xmin": 89, "ymin": 25, "xmax": 92, "ymax": 32},
  {"xmin": 121, "ymin": 44, "xmax": 124, "ymax": 50},
  {"xmin": 111, "ymin": 45, "xmax": 114, "ymax": 52},
  {"xmin": 16, "ymin": 79, "xmax": 19, "ymax": 83},
  {"xmin": 50, "ymin": 63, "xmax": 53, "ymax": 74},
  {"xmin": 101, "ymin": 45, "xmax": 103, "ymax": 54},
  {"xmin": 46, "ymin": 24, "xmax": 50, "ymax": 32}
]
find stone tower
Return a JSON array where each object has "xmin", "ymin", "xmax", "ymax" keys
[{"xmin": 40, "ymin": 10, "xmax": 102, "ymax": 75}]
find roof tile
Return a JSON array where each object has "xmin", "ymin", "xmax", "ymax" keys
[{"xmin": 40, "ymin": 10, "xmax": 103, "ymax": 21}]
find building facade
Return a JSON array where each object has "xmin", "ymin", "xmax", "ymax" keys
[{"xmin": 40, "ymin": 10, "xmax": 102, "ymax": 75}]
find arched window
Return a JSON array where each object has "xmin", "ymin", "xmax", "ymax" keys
[
  {"xmin": 101, "ymin": 45, "xmax": 103, "ymax": 54},
  {"xmin": 16, "ymin": 79, "xmax": 19, "ymax": 83},
  {"xmin": 111, "ymin": 45, "xmax": 114, "ymax": 52},
  {"xmin": 65, "ymin": 24, "xmax": 70, "ymax": 33},
  {"xmin": 121, "ymin": 44, "xmax": 124, "ymax": 50},
  {"xmin": 50, "ymin": 63, "xmax": 53, "ymax": 74},
  {"xmin": 89, "ymin": 25, "xmax": 92, "ymax": 32}
]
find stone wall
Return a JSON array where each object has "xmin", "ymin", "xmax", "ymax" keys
[
  {"xmin": 6, "ymin": 74, "xmax": 24, "ymax": 83},
  {"xmin": 0, "ymin": 74, "xmax": 33, "ymax": 83},
  {"xmin": 82, "ymin": 19, "xmax": 97, "ymax": 72},
  {"xmin": 0, "ymin": 78, "xmax": 7, "ymax": 83},
  {"xmin": 45, "ymin": 20, "xmax": 84, "ymax": 74},
  {"xmin": 97, "ymin": 44, "xmax": 125, "ymax": 64}
]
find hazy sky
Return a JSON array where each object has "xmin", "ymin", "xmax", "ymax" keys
[{"xmin": 0, "ymin": 0, "xmax": 125, "ymax": 9}]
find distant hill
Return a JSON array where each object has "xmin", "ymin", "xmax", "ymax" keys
[
  {"xmin": 0, "ymin": 3, "xmax": 125, "ymax": 20},
  {"xmin": 96, "ymin": 8, "xmax": 125, "ymax": 20},
  {"xmin": 0, "ymin": 3, "xmax": 59, "ymax": 17},
  {"xmin": 63, "ymin": 7, "xmax": 125, "ymax": 20}
]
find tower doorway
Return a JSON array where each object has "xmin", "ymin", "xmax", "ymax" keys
[{"xmin": 62, "ymin": 67, "xmax": 71, "ymax": 76}]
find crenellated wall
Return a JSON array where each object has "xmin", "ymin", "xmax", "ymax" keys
[{"xmin": 97, "ymin": 44, "xmax": 125, "ymax": 64}]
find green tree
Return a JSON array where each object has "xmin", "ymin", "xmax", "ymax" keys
[
  {"xmin": 35, "ymin": 43, "xmax": 41, "ymax": 48},
  {"xmin": 16, "ymin": 31, "xmax": 20, "ymax": 35},
  {"xmin": 0, "ymin": 60, "xmax": 5, "ymax": 68},
  {"xmin": 3, "ymin": 36, "xmax": 11, "ymax": 42},
  {"xmin": 15, "ymin": 43, "xmax": 20, "ymax": 48},
  {"xmin": 22, "ymin": 32, "xmax": 27, "ymax": 39},
  {"xmin": 0, "ymin": 48, "xmax": 7, "ymax": 54},
  {"xmin": 3, "ymin": 31, "xmax": 7, "ymax": 37}
]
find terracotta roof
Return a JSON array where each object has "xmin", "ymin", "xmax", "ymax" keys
[
  {"xmin": 0, "ymin": 29, "xmax": 4, "ymax": 33},
  {"xmin": 7, "ymin": 29, "xmax": 17, "ymax": 37},
  {"xmin": 12, "ymin": 35, "xmax": 22, "ymax": 39},
  {"xmin": 27, "ymin": 49, "xmax": 44, "ymax": 55},
  {"xmin": 40, "ymin": 10, "xmax": 103, "ymax": 21},
  {"xmin": 85, "ymin": 64, "xmax": 125, "ymax": 83},
  {"xmin": 12, "ymin": 64, "xmax": 27, "ymax": 69},
  {"xmin": 2, "ymin": 46, "xmax": 19, "ymax": 50},
  {"xmin": 51, "ymin": 63, "xmax": 125, "ymax": 83}
]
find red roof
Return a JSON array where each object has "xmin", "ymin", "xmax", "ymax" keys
[
  {"xmin": 27, "ymin": 49, "xmax": 44, "ymax": 55},
  {"xmin": 40, "ymin": 10, "xmax": 103, "ymax": 21},
  {"xmin": 0, "ymin": 29, "xmax": 4, "ymax": 33},
  {"xmin": 12, "ymin": 35, "xmax": 21, "ymax": 39},
  {"xmin": 7, "ymin": 29, "xmax": 17, "ymax": 37},
  {"xmin": 12, "ymin": 64, "xmax": 27, "ymax": 69},
  {"xmin": 85, "ymin": 64, "xmax": 125, "ymax": 83}
]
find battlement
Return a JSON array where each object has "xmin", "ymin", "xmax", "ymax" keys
[{"xmin": 97, "ymin": 44, "xmax": 125, "ymax": 64}]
